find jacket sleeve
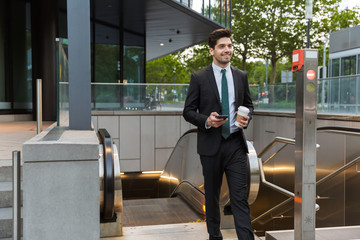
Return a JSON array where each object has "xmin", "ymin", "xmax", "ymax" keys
[
  {"xmin": 241, "ymin": 71, "xmax": 254, "ymax": 128},
  {"xmin": 183, "ymin": 73, "xmax": 208, "ymax": 130}
]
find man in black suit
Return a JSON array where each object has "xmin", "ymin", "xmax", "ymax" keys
[{"xmin": 183, "ymin": 28, "xmax": 254, "ymax": 240}]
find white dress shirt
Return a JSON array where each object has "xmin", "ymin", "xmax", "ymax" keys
[{"xmin": 211, "ymin": 62, "xmax": 238, "ymax": 134}]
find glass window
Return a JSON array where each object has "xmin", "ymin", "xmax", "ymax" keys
[
  {"xmin": 0, "ymin": 1, "xmax": 7, "ymax": 109},
  {"xmin": 357, "ymin": 54, "xmax": 360, "ymax": 75},
  {"xmin": 225, "ymin": 0, "xmax": 231, "ymax": 27},
  {"xmin": 341, "ymin": 55, "xmax": 356, "ymax": 76},
  {"xmin": 123, "ymin": 31, "xmax": 145, "ymax": 109},
  {"xmin": 330, "ymin": 58, "xmax": 340, "ymax": 77},
  {"xmin": 10, "ymin": 1, "xmax": 32, "ymax": 111},
  {"xmin": 204, "ymin": 0, "xmax": 210, "ymax": 18},
  {"xmin": 210, "ymin": 0, "xmax": 220, "ymax": 23}
]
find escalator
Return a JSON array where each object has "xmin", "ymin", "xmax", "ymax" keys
[
  {"xmin": 100, "ymin": 126, "xmax": 360, "ymax": 239},
  {"xmin": 119, "ymin": 129, "xmax": 260, "ymax": 229}
]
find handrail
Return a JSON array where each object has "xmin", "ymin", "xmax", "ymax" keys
[
  {"xmin": 98, "ymin": 128, "xmax": 115, "ymax": 220},
  {"xmin": 317, "ymin": 155, "xmax": 360, "ymax": 186},
  {"xmin": 258, "ymin": 137, "xmax": 319, "ymax": 165},
  {"xmin": 258, "ymin": 157, "xmax": 294, "ymax": 198},
  {"xmin": 258, "ymin": 137, "xmax": 295, "ymax": 158},
  {"xmin": 317, "ymin": 126, "xmax": 360, "ymax": 135},
  {"xmin": 252, "ymin": 126, "xmax": 360, "ymax": 224}
]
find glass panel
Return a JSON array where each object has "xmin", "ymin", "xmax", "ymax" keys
[
  {"xmin": 204, "ymin": 0, "xmax": 210, "ymax": 18},
  {"xmin": 56, "ymin": 39, "xmax": 69, "ymax": 126},
  {"xmin": 226, "ymin": 0, "xmax": 231, "ymax": 27},
  {"xmin": 222, "ymin": 0, "xmax": 226, "ymax": 26},
  {"xmin": 93, "ymin": 19, "xmax": 121, "ymax": 107},
  {"xmin": 328, "ymin": 78, "xmax": 340, "ymax": 112},
  {"xmin": 11, "ymin": 1, "xmax": 32, "ymax": 110},
  {"xmin": 91, "ymin": 83, "xmax": 188, "ymax": 111},
  {"xmin": 249, "ymin": 83, "xmax": 296, "ymax": 111},
  {"xmin": 341, "ymin": 55, "xmax": 356, "ymax": 76},
  {"xmin": 318, "ymin": 79, "xmax": 329, "ymax": 113},
  {"xmin": 357, "ymin": 54, "xmax": 360, "ymax": 75},
  {"xmin": 192, "ymin": 0, "xmax": 203, "ymax": 14},
  {"xmin": 331, "ymin": 58, "xmax": 340, "ymax": 77},
  {"xmin": 210, "ymin": 0, "xmax": 220, "ymax": 23},
  {"xmin": 0, "ymin": 1, "xmax": 7, "ymax": 109},
  {"xmin": 339, "ymin": 77, "xmax": 356, "ymax": 113}
]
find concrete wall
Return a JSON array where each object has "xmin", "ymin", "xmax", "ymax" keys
[
  {"xmin": 93, "ymin": 110, "xmax": 360, "ymax": 175},
  {"xmin": 22, "ymin": 126, "xmax": 100, "ymax": 240},
  {"xmin": 250, "ymin": 112, "xmax": 360, "ymax": 154},
  {"xmin": 92, "ymin": 111, "xmax": 193, "ymax": 172}
]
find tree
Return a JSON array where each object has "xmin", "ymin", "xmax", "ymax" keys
[
  {"xmin": 253, "ymin": 0, "xmax": 305, "ymax": 84},
  {"xmin": 232, "ymin": 0, "xmax": 262, "ymax": 71},
  {"xmin": 146, "ymin": 53, "xmax": 189, "ymax": 84}
]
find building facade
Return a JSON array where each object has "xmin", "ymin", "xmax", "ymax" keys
[{"xmin": 0, "ymin": 0, "xmax": 230, "ymax": 121}]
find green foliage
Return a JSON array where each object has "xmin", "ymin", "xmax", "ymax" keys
[
  {"xmin": 94, "ymin": 44, "xmax": 120, "ymax": 83},
  {"xmin": 146, "ymin": 53, "xmax": 190, "ymax": 84},
  {"xmin": 232, "ymin": 0, "xmax": 263, "ymax": 71},
  {"xmin": 181, "ymin": 43, "xmax": 213, "ymax": 77},
  {"xmin": 146, "ymin": 0, "xmax": 360, "ymax": 85}
]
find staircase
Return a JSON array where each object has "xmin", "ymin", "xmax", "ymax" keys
[{"xmin": 0, "ymin": 160, "xmax": 22, "ymax": 239}]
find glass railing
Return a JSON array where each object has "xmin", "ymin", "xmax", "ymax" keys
[
  {"xmin": 317, "ymin": 75, "xmax": 360, "ymax": 114},
  {"xmin": 173, "ymin": 0, "xmax": 231, "ymax": 28},
  {"xmin": 91, "ymin": 83, "xmax": 188, "ymax": 111},
  {"xmin": 249, "ymin": 83, "xmax": 296, "ymax": 112},
  {"xmin": 58, "ymin": 76, "xmax": 360, "ymax": 115},
  {"xmin": 249, "ymin": 74, "xmax": 360, "ymax": 115},
  {"xmin": 56, "ymin": 38, "xmax": 69, "ymax": 126}
]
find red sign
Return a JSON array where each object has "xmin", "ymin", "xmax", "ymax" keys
[
  {"xmin": 292, "ymin": 49, "xmax": 304, "ymax": 72},
  {"xmin": 306, "ymin": 70, "xmax": 316, "ymax": 80}
]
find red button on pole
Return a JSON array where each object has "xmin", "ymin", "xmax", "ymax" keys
[{"xmin": 306, "ymin": 70, "xmax": 316, "ymax": 80}]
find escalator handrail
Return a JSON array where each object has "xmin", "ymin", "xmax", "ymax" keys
[
  {"xmin": 98, "ymin": 128, "xmax": 115, "ymax": 220},
  {"xmin": 317, "ymin": 126, "xmax": 360, "ymax": 134},
  {"xmin": 252, "ymin": 126, "xmax": 360, "ymax": 224}
]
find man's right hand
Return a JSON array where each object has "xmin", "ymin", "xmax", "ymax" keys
[{"xmin": 206, "ymin": 112, "xmax": 228, "ymax": 128}]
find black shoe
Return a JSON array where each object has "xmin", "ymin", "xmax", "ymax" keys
[{"xmin": 209, "ymin": 232, "xmax": 223, "ymax": 240}]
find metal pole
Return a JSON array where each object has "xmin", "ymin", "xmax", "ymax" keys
[
  {"xmin": 37, "ymin": 78, "xmax": 42, "ymax": 134},
  {"xmin": 322, "ymin": 38, "xmax": 329, "ymax": 107},
  {"xmin": 306, "ymin": 19, "xmax": 310, "ymax": 48},
  {"xmin": 265, "ymin": 59, "xmax": 268, "ymax": 92},
  {"xmin": 294, "ymin": 49, "xmax": 318, "ymax": 240},
  {"xmin": 12, "ymin": 151, "xmax": 21, "ymax": 240}
]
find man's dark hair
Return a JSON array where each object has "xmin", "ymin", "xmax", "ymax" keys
[{"xmin": 208, "ymin": 28, "xmax": 232, "ymax": 49}]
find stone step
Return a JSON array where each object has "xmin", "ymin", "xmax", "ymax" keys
[
  {"xmin": 0, "ymin": 161, "xmax": 22, "ymax": 182},
  {"xmin": 0, "ymin": 207, "xmax": 23, "ymax": 239},
  {"xmin": 0, "ymin": 182, "xmax": 23, "ymax": 208}
]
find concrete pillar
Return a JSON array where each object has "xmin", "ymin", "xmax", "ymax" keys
[{"xmin": 22, "ymin": 126, "xmax": 100, "ymax": 239}]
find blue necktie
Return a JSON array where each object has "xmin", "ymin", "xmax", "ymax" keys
[{"xmin": 221, "ymin": 69, "xmax": 230, "ymax": 139}]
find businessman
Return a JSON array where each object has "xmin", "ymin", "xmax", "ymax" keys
[{"xmin": 183, "ymin": 28, "xmax": 254, "ymax": 240}]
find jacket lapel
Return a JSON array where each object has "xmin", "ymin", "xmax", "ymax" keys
[{"xmin": 206, "ymin": 65, "xmax": 220, "ymax": 103}]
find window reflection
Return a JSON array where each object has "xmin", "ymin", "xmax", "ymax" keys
[
  {"xmin": 341, "ymin": 56, "xmax": 356, "ymax": 76},
  {"xmin": 174, "ymin": 0, "xmax": 231, "ymax": 28}
]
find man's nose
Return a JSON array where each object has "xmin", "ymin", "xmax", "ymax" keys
[{"xmin": 224, "ymin": 46, "xmax": 231, "ymax": 51}]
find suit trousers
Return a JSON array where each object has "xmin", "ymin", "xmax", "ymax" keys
[{"xmin": 200, "ymin": 132, "xmax": 254, "ymax": 240}]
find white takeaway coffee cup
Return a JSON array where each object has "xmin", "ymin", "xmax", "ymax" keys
[{"xmin": 235, "ymin": 106, "xmax": 250, "ymax": 128}]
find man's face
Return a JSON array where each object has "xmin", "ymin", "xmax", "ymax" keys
[{"xmin": 209, "ymin": 37, "xmax": 233, "ymax": 67}]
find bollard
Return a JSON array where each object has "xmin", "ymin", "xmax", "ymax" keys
[
  {"xmin": 37, "ymin": 78, "xmax": 42, "ymax": 134},
  {"xmin": 12, "ymin": 151, "xmax": 21, "ymax": 240}
]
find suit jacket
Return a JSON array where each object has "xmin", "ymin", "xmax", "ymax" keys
[{"xmin": 183, "ymin": 64, "xmax": 254, "ymax": 156}]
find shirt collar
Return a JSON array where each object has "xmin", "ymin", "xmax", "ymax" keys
[{"xmin": 212, "ymin": 62, "xmax": 231, "ymax": 73}]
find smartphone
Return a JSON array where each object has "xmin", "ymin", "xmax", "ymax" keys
[{"xmin": 215, "ymin": 115, "xmax": 228, "ymax": 119}]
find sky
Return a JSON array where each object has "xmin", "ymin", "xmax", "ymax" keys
[{"xmin": 339, "ymin": 0, "xmax": 359, "ymax": 10}]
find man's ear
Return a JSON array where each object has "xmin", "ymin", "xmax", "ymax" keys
[{"xmin": 209, "ymin": 48, "xmax": 214, "ymax": 56}]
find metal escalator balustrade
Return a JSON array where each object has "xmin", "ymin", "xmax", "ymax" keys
[
  {"xmin": 251, "ymin": 126, "xmax": 360, "ymax": 233},
  {"xmin": 98, "ymin": 128, "xmax": 123, "ymax": 227},
  {"xmin": 160, "ymin": 129, "xmax": 260, "ymax": 220}
]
